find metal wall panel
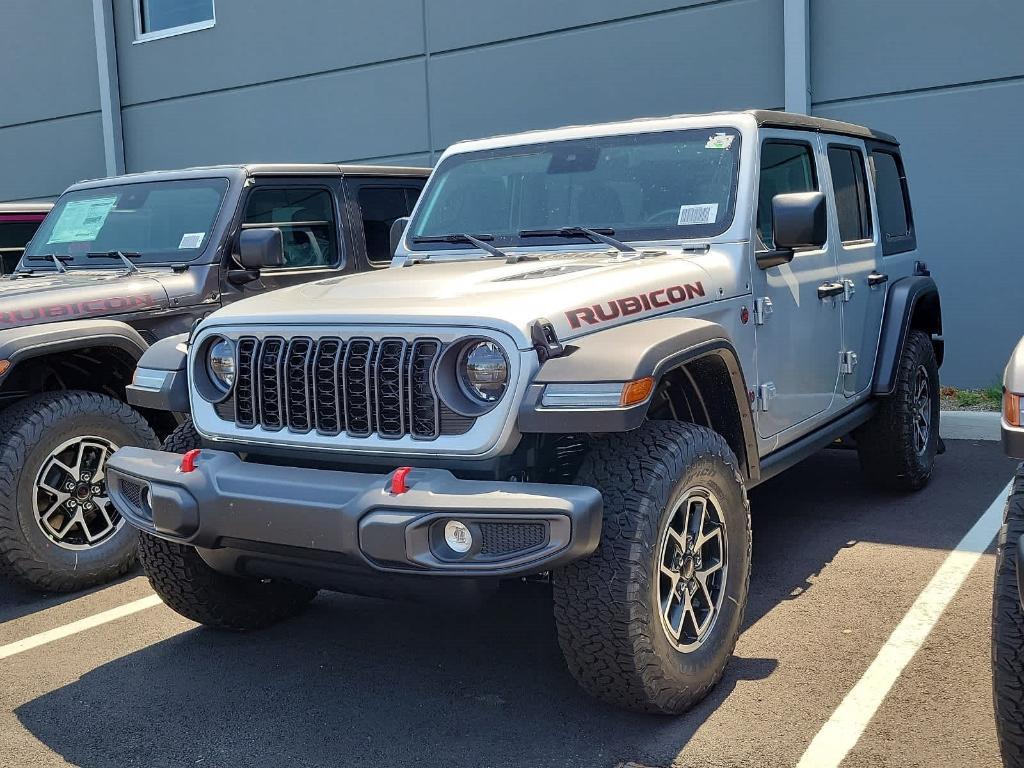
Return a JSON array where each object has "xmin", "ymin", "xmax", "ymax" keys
[
  {"xmin": 817, "ymin": 80, "xmax": 1024, "ymax": 386},
  {"xmin": 121, "ymin": 59, "xmax": 429, "ymax": 171},
  {"xmin": 0, "ymin": 115, "xmax": 106, "ymax": 201},
  {"xmin": 113, "ymin": 0, "xmax": 425, "ymax": 107},
  {"xmin": 428, "ymin": 0, "xmax": 784, "ymax": 148}
]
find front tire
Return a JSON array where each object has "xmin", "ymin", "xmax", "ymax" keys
[
  {"xmin": 993, "ymin": 472, "xmax": 1024, "ymax": 766},
  {"xmin": 552, "ymin": 422, "xmax": 751, "ymax": 714},
  {"xmin": 0, "ymin": 391, "xmax": 159, "ymax": 592},
  {"xmin": 856, "ymin": 329, "xmax": 940, "ymax": 491}
]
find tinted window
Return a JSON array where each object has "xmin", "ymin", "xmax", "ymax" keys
[
  {"xmin": 757, "ymin": 142, "xmax": 817, "ymax": 248},
  {"xmin": 872, "ymin": 151, "xmax": 912, "ymax": 245},
  {"xmin": 356, "ymin": 186, "xmax": 422, "ymax": 264},
  {"xmin": 25, "ymin": 179, "xmax": 228, "ymax": 268},
  {"xmin": 409, "ymin": 128, "xmax": 742, "ymax": 250},
  {"xmin": 243, "ymin": 188, "xmax": 337, "ymax": 269},
  {"xmin": 827, "ymin": 146, "xmax": 872, "ymax": 243},
  {"xmin": 0, "ymin": 220, "xmax": 44, "ymax": 274}
]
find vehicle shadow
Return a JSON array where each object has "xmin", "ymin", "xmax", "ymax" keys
[
  {"xmin": 0, "ymin": 569, "xmax": 141, "ymax": 625},
  {"xmin": 13, "ymin": 440, "xmax": 1012, "ymax": 768}
]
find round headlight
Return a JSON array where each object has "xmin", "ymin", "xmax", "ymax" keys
[
  {"xmin": 207, "ymin": 337, "xmax": 236, "ymax": 393},
  {"xmin": 458, "ymin": 340, "xmax": 508, "ymax": 403}
]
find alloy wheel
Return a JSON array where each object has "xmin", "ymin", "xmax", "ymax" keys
[
  {"xmin": 657, "ymin": 487, "xmax": 728, "ymax": 652},
  {"xmin": 912, "ymin": 364, "xmax": 932, "ymax": 455},
  {"xmin": 32, "ymin": 436, "xmax": 122, "ymax": 551}
]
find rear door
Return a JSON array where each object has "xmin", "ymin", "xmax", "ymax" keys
[
  {"xmin": 751, "ymin": 131, "xmax": 843, "ymax": 440},
  {"xmin": 822, "ymin": 139, "xmax": 884, "ymax": 397},
  {"xmin": 341, "ymin": 175, "xmax": 426, "ymax": 268}
]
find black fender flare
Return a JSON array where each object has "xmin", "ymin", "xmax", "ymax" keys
[
  {"xmin": 518, "ymin": 317, "xmax": 759, "ymax": 482},
  {"xmin": 0, "ymin": 318, "xmax": 148, "ymax": 386},
  {"xmin": 873, "ymin": 276, "xmax": 942, "ymax": 396},
  {"xmin": 125, "ymin": 333, "xmax": 190, "ymax": 413}
]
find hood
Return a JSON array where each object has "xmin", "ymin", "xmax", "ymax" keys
[
  {"xmin": 208, "ymin": 247, "xmax": 734, "ymax": 348},
  {"xmin": 0, "ymin": 270, "xmax": 171, "ymax": 330}
]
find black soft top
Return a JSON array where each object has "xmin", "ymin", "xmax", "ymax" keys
[{"xmin": 746, "ymin": 110, "xmax": 899, "ymax": 146}]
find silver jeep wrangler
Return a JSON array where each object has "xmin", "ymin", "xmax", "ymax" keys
[{"xmin": 107, "ymin": 110, "xmax": 942, "ymax": 713}]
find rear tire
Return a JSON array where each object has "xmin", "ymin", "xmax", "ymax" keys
[
  {"xmin": 552, "ymin": 422, "xmax": 751, "ymax": 714},
  {"xmin": 0, "ymin": 391, "xmax": 158, "ymax": 592},
  {"xmin": 993, "ymin": 471, "xmax": 1024, "ymax": 766},
  {"xmin": 856, "ymin": 329, "xmax": 940, "ymax": 491},
  {"xmin": 138, "ymin": 531, "xmax": 317, "ymax": 630}
]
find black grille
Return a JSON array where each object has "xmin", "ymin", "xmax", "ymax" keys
[
  {"xmin": 230, "ymin": 335, "xmax": 446, "ymax": 439},
  {"xmin": 479, "ymin": 522, "xmax": 546, "ymax": 556},
  {"xmin": 118, "ymin": 478, "xmax": 149, "ymax": 514}
]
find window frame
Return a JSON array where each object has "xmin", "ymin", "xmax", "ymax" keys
[
  {"xmin": 825, "ymin": 142, "xmax": 874, "ymax": 246},
  {"xmin": 133, "ymin": 0, "xmax": 216, "ymax": 44},
  {"xmin": 867, "ymin": 143, "xmax": 916, "ymax": 256},
  {"xmin": 755, "ymin": 138, "xmax": 820, "ymax": 253},
  {"xmin": 343, "ymin": 176, "xmax": 427, "ymax": 268},
  {"xmin": 239, "ymin": 183, "xmax": 344, "ymax": 273}
]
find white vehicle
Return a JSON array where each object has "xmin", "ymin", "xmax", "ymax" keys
[{"xmin": 107, "ymin": 110, "xmax": 943, "ymax": 713}]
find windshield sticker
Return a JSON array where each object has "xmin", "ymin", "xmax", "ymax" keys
[
  {"xmin": 705, "ymin": 133, "xmax": 735, "ymax": 150},
  {"xmin": 46, "ymin": 197, "xmax": 117, "ymax": 244},
  {"xmin": 677, "ymin": 204, "xmax": 719, "ymax": 226},
  {"xmin": 178, "ymin": 232, "xmax": 205, "ymax": 249}
]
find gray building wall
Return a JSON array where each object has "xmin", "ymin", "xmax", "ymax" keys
[{"xmin": 0, "ymin": 0, "xmax": 1015, "ymax": 386}]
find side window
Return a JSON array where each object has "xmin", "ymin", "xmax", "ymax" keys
[
  {"xmin": 242, "ymin": 187, "xmax": 338, "ymax": 269},
  {"xmin": 827, "ymin": 146, "xmax": 872, "ymax": 243},
  {"xmin": 757, "ymin": 141, "xmax": 817, "ymax": 249},
  {"xmin": 0, "ymin": 220, "xmax": 44, "ymax": 274},
  {"xmin": 871, "ymin": 150, "xmax": 915, "ymax": 254},
  {"xmin": 355, "ymin": 184, "xmax": 423, "ymax": 264}
]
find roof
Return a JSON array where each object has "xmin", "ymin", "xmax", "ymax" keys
[
  {"xmin": 746, "ymin": 110, "xmax": 899, "ymax": 145},
  {"xmin": 67, "ymin": 162, "xmax": 430, "ymax": 192},
  {"xmin": 447, "ymin": 109, "xmax": 899, "ymax": 156},
  {"xmin": 0, "ymin": 201, "xmax": 54, "ymax": 214}
]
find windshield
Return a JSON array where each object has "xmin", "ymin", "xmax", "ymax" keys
[
  {"xmin": 409, "ymin": 128, "xmax": 740, "ymax": 250},
  {"xmin": 22, "ymin": 178, "xmax": 229, "ymax": 269}
]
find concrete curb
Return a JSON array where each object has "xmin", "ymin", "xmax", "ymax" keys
[{"xmin": 940, "ymin": 410, "xmax": 1001, "ymax": 441}]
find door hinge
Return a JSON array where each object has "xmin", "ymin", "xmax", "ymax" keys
[
  {"xmin": 839, "ymin": 350, "xmax": 859, "ymax": 375},
  {"xmin": 757, "ymin": 382, "xmax": 776, "ymax": 412},
  {"xmin": 842, "ymin": 278, "xmax": 856, "ymax": 302},
  {"xmin": 753, "ymin": 296, "xmax": 774, "ymax": 325}
]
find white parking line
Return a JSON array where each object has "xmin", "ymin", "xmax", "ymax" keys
[
  {"xmin": 797, "ymin": 480, "xmax": 1012, "ymax": 768},
  {"xmin": 0, "ymin": 594, "xmax": 162, "ymax": 661}
]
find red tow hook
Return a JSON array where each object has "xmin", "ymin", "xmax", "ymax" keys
[
  {"xmin": 390, "ymin": 466, "xmax": 413, "ymax": 494},
  {"xmin": 180, "ymin": 449, "xmax": 201, "ymax": 473}
]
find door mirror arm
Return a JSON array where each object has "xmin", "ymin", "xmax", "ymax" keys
[
  {"xmin": 226, "ymin": 268, "xmax": 260, "ymax": 286},
  {"xmin": 755, "ymin": 248, "xmax": 794, "ymax": 270}
]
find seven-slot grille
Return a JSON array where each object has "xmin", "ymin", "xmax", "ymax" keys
[{"xmin": 232, "ymin": 336, "xmax": 443, "ymax": 439}]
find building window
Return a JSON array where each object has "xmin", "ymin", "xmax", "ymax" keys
[{"xmin": 134, "ymin": 0, "xmax": 215, "ymax": 43}]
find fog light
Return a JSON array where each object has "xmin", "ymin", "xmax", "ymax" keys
[{"xmin": 444, "ymin": 520, "xmax": 472, "ymax": 553}]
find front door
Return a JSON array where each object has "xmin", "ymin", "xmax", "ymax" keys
[
  {"xmin": 822, "ymin": 139, "xmax": 885, "ymax": 397},
  {"xmin": 751, "ymin": 132, "xmax": 843, "ymax": 439}
]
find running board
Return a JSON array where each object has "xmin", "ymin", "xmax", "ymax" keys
[{"xmin": 753, "ymin": 402, "xmax": 878, "ymax": 487}]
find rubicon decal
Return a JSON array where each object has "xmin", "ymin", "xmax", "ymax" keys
[
  {"xmin": 565, "ymin": 282, "xmax": 706, "ymax": 329},
  {"xmin": 0, "ymin": 294, "xmax": 159, "ymax": 328}
]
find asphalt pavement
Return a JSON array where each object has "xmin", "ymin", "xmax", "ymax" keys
[{"xmin": 0, "ymin": 438, "xmax": 1016, "ymax": 768}]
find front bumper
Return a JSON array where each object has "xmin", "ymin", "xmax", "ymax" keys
[
  {"xmin": 1003, "ymin": 420, "xmax": 1024, "ymax": 460},
  {"xmin": 106, "ymin": 448, "xmax": 603, "ymax": 581}
]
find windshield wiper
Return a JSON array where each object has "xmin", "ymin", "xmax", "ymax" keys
[
  {"xmin": 23, "ymin": 254, "xmax": 70, "ymax": 273},
  {"xmin": 519, "ymin": 226, "xmax": 636, "ymax": 254},
  {"xmin": 86, "ymin": 251, "xmax": 141, "ymax": 274},
  {"xmin": 410, "ymin": 233, "xmax": 509, "ymax": 260}
]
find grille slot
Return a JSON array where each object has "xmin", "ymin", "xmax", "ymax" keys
[
  {"xmin": 227, "ymin": 334, "xmax": 455, "ymax": 440},
  {"xmin": 479, "ymin": 522, "xmax": 546, "ymax": 556},
  {"xmin": 118, "ymin": 478, "xmax": 150, "ymax": 517}
]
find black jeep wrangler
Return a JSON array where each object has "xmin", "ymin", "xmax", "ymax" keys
[{"xmin": 0, "ymin": 163, "xmax": 428, "ymax": 591}]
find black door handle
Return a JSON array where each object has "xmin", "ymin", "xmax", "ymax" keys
[
  {"xmin": 867, "ymin": 272, "xmax": 889, "ymax": 286},
  {"xmin": 817, "ymin": 282, "xmax": 845, "ymax": 300}
]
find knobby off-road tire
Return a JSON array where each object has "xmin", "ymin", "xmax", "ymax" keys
[
  {"xmin": 0, "ymin": 391, "xmax": 159, "ymax": 592},
  {"xmin": 142, "ymin": 420, "xmax": 317, "ymax": 630},
  {"xmin": 993, "ymin": 471, "xmax": 1024, "ymax": 766},
  {"xmin": 856, "ymin": 329, "xmax": 940, "ymax": 491},
  {"xmin": 553, "ymin": 422, "xmax": 751, "ymax": 714}
]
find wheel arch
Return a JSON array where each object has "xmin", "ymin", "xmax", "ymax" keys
[{"xmin": 872, "ymin": 276, "xmax": 942, "ymax": 396}]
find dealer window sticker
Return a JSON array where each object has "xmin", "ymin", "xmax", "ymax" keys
[
  {"xmin": 46, "ymin": 197, "xmax": 117, "ymax": 244},
  {"xmin": 705, "ymin": 133, "xmax": 735, "ymax": 150},
  {"xmin": 178, "ymin": 232, "xmax": 206, "ymax": 249},
  {"xmin": 677, "ymin": 203, "xmax": 719, "ymax": 226}
]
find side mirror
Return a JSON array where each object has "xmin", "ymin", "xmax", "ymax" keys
[
  {"xmin": 756, "ymin": 191, "xmax": 827, "ymax": 269},
  {"xmin": 389, "ymin": 217, "xmax": 410, "ymax": 257},
  {"xmin": 238, "ymin": 227, "xmax": 285, "ymax": 270}
]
